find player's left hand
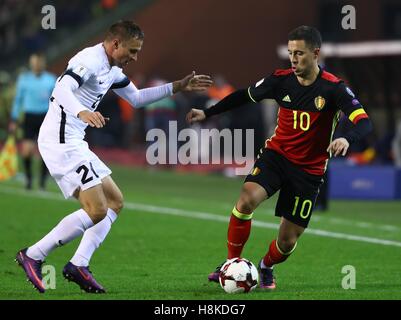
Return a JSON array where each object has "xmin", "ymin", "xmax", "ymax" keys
[
  {"xmin": 173, "ymin": 71, "xmax": 213, "ymax": 93},
  {"xmin": 327, "ymin": 138, "xmax": 349, "ymax": 157}
]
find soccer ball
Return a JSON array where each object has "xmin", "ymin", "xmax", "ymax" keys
[{"xmin": 219, "ymin": 258, "xmax": 258, "ymax": 293}]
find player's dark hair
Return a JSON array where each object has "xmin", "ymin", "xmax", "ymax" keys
[
  {"xmin": 107, "ymin": 20, "xmax": 144, "ymax": 41},
  {"xmin": 288, "ymin": 26, "xmax": 322, "ymax": 49}
]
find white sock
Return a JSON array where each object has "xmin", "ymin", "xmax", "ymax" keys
[
  {"xmin": 26, "ymin": 209, "xmax": 94, "ymax": 261},
  {"xmin": 70, "ymin": 208, "xmax": 118, "ymax": 267},
  {"xmin": 260, "ymin": 260, "xmax": 274, "ymax": 270}
]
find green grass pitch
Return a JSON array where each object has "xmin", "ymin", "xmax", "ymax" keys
[{"xmin": 1, "ymin": 164, "xmax": 401, "ymax": 300}]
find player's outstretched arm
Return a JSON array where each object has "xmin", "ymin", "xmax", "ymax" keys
[
  {"xmin": 186, "ymin": 89, "xmax": 253, "ymax": 125},
  {"xmin": 172, "ymin": 71, "xmax": 213, "ymax": 93},
  {"xmin": 113, "ymin": 71, "xmax": 212, "ymax": 109}
]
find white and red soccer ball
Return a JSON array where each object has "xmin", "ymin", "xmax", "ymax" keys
[{"xmin": 219, "ymin": 258, "xmax": 258, "ymax": 293}]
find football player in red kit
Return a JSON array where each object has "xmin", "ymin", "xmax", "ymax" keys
[{"xmin": 186, "ymin": 25, "xmax": 372, "ymax": 289}]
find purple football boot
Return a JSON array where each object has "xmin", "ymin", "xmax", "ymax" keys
[
  {"xmin": 258, "ymin": 260, "xmax": 276, "ymax": 289},
  {"xmin": 63, "ymin": 262, "xmax": 105, "ymax": 293},
  {"xmin": 208, "ymin": 262, "xmax": 225, "ymax": 283},
  {"xmin": 15, "ymin": 248, "xmax": 45, "ymax": 293}
]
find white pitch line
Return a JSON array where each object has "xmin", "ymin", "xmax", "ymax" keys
[
  {"xmin": 1, "ymin": 185, "xmax": 401, "ymax": 248},
  {"xmin": 193, "ymin": 200, "xmax": 401, "ymax": 233}
]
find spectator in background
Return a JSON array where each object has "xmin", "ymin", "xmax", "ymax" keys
[
  {"xmin": 144, "ymin": 78, "xmax": 177, "ymax": 144},
  {"xmin": 206, "ymin": 75, "xmax": 235, "ymax": 130},
  {"xmin": 207, "ymin": 74, "xmax": 235, "ymax": 101},
  {"xmin": 203, "ymin": 75, "xmax": 235, "ymax": 163},
  {"xmin": 144, "ymin": 78, "xmax": 177, "ymax": 165},
  {"xmin": 392, "ymin": 119, "xmax": 401, "ymax": 167},
  {"xmin": 117, "ymin": 89, "xmax": 136, "ymax": 148},
  {"xmin": 101, "ymin": 0, "xmax": 119, "ymax": 10},
  {"xmin": 374, "ymin": 130, "xmax": 394, "ymax": 165},
  {"xmin": 0, "ymin": 71, "xmax": 13, "ymax": 139},
  {"xmin": 119, "ymin": 73, "xmax": 146, "ymax": 148},
  {"xmin": 9, "ymin": 53, "xmax": 56, "ymax": 189}
]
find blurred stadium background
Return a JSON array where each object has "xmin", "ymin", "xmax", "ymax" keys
[
  {"xmin": 1, "ymin": 0, "xmax": 401, "ymax": 300},
  {"xmin": 2, "ymin": 0, "xmax": 401, "ymax": 196}
]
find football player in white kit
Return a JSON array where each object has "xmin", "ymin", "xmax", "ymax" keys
[{"xmin": 15, "ymin": 21, "xmax": 213, "ymax": 293}]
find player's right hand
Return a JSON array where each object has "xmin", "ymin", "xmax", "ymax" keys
[
  {"xmin": 186, "ymin": 108, "xmax": 206, "ymax": 125},
  {"xmin": 78, "ymin": 110, "xmax": 108, "ymax": 128},
  {"xmin": 327, "ymin": 137, "xmax": 349, "ymax": 157}
]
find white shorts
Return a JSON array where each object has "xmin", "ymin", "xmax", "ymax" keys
[{"xmin": 38, "ymin": 140, "xmax": 112, "ymax": 199}]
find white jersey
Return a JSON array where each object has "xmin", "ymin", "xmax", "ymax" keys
[
  {"xmin": 39, "ymin": 42, "xmax": 173, "ymax": 144},
  {"xmin": 37, "ymin": 42, "xmax": 173, "ymax": 198},
  {"xmin": 39, "ymin": 43, "xmax": 130, "ymax": 143},
  {"xmin": 64, "ymin": 43, "xmax": 128, "ymax": 109}
]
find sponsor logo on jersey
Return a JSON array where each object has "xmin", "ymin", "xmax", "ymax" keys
[
  {"xmin": 314, "ymin": 96, "xmax": 326, "ymax": 110},
  {"xmin": 282, "ymin": 95, "xmax": 291, "ymax": 102}
]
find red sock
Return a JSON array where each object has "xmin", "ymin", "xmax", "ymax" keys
[
  {"xmin": 263, "ymin": 239, "xmax": 294, "ymax": 268},
  {"xmin": 227, "ymin": 213, "xmax": 252, "ymax": 259}
]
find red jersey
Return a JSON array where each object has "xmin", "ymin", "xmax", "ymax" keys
[{"xmin": 248, "ymin": 67, "xmax": 369, "ymax": 175}]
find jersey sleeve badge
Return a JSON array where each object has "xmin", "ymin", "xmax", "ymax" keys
[{"xmin": 72, "ymin": 65, "xmax": 89, "ymax": 78}]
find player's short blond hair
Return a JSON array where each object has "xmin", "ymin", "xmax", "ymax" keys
[{"xmin": 106, "ymin": 20, "xmax": 144, "ymax": 42}]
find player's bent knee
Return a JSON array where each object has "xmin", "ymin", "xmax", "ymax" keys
[
  {"xmin": 107, "ymin": 192, "xmax": 124, "ymax": 214},
  {"xmin": 109, "ymin": 198, "xmax": 124, "ymax": 214},
  {"xmin": 236, "ymin": 200, "xmax": 254, "ymax": 214},
  {"xmin": 236, "ymin": 183, "xmax": 267, "ymax": 214},
  {"xmin": 237, "ymin": 193, "xmax": 258, "ymax": 213},
  {"xmin": 83, "ymin": 203, "xmax": 108, "ymax": 224},
  {"xmin": 89, "ymin": 210, "xmax": 108, "ymax": 224}
]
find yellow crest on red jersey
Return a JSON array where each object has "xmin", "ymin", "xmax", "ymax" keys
[{"xmin": 314, "ymin": 96, "xmax": 326, "ymax": 110}]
